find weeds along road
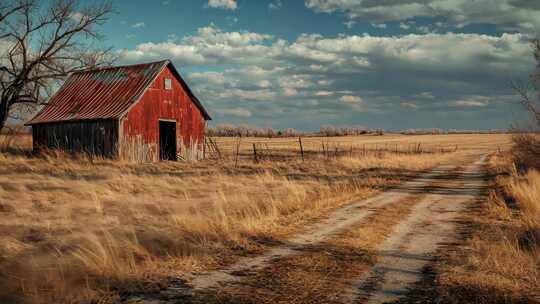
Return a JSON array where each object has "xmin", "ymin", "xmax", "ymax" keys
[{"xmin": 125, "ymin": 156, "xmax": 488, "ymax": 304}]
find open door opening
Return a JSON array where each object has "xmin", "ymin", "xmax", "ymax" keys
[{"xmin": 159, "ymin": 120, "xmax": 177, "ymax": 161}]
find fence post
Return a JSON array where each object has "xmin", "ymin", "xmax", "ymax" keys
[
  {"xmin": 235, "ymin": 137, "xmax": 241, "ymax": 167},
  {"xmin": 203, "ymin": 137, "xmax": 206, "ymax": 159},
  {"xmin": 298, "ymin": 137, "xmax": 304, "ymax": 161},
  {"xmin": 253, "ymin": 143, "xmax": 258, "ymax": 163}
]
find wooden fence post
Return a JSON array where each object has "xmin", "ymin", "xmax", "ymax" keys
[
  {"xmin": 203, "ymin": 137, "xmax": 206, "ymax": 159},
  {"xmin": 253, "ymin": 143, "xmax": 258, "ymax": 163},
  {"xmin": 298, "ymin": 137, "xmax": 304, "ymax": 161},
  {"xmin": 235, "ymin": 137, "xmax": 241, "ymax": 167}
]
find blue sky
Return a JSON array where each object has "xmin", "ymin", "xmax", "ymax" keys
[{"xmin": 101, "ymin": 0, "xmax": 538, "ymax": 131}]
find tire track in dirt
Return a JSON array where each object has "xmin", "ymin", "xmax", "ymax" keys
[
  {"xmin": 188, "ymin": 165, "xmax": 458, "ymax": 292},
  {"xmin": 342, "ymin": 156, "xmax": 487, "ymax": 304},
  {"xmin": 124, "ymin": 160, "xmax": 482, "ymax": 304}
]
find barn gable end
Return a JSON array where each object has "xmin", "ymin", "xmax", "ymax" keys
[{"xmin": 120, "ymin": 64, "xmax": 207, "ymax": 161}]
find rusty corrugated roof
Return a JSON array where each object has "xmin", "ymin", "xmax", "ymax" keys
[{"xmin": 26, "ymin": 60, "xmax": 210, "ymax": 125}]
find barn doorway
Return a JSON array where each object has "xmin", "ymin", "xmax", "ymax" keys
[{"xmin": 159, "ymin": 120, "xmax": 177, "ymax": 161}]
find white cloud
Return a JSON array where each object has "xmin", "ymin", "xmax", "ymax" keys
[
  {"xmin": 269, "ymin": 0, "xmax": 282, "ymax": 10},
  {"xmin": 417, "ymin": 92, "xmax": 435, "ymax": 99},
  {"xmin": 119, "ymin": 25, "xmax": 275, "ymax": 65},
  {"xmin": 283, "ymin": 88, "xmax": 299, "ymax": 96},
  {"xmin": 189, "ymin": 71, "xmax": 229, "ymax": 85},
  {"xmin": 399, "ymin": 22, "xmax": 411, "ymax": 30},
  {"xmin": 305, "ymin": 0, "xmax": 540, "ymax": 32},
  {"xmin": 131, "ymin": 22, "xmax": 145, "ymax": 28},
  {"xmin": 121, "ymin": 24, "xmax": 530, "ymax": 75},
  {"xmin": 416, "ymin": 25, "xmax": 431, "ymax": 33},
  {"xmin": 371, "ymin": 22, "xmax": 387, "ymax": 29},
  {"xmin": 256, "ymin": 80, "xmax": 272, "ymax": 88},
  {"xmin": 450, "ymin": 96, "xmax": 490, "ymax": 107},
  {"xmin": 340, "ymin": 95, "xmax": 362, "ymax": 103},
  {"xmin": 69, "ymin": 12, "xmax": 86, "ymax": 22},
  {"xmin": 217, "ymin": 108, "xmax": 252, "ymax": 117},
  {"xmin": 207, "ymin": 0, "xmax": 237, "ymax": 10},
  {"xmin": 344, "ymin": 20, "xmax": 356, "ymax": 29},
  {"xmin": 401, "ymin": 102, "xmax": 419, "ymax": 109},
  {"xmin": 278, "ymin": 75, "xmax": 313, "ymax": 89},
  {"xmin": 218, "ymin": 89, "xmax": 276, "ymax": 101},
  {"xmin": 118, "ymin": 24, "xmax": 532, "ymax": 127},
  {"xmin": 315, "ymin": 91, "xmax": 334, "ymax": 96}
]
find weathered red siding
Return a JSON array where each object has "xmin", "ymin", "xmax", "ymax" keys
[{"xmin": 121, "ymin": 66, "xmax": 205, "ymax": 159}]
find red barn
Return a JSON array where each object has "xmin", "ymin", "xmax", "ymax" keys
[{"xmin": 25, "ymin": 60, "xmax": 211, "ymax": 161}]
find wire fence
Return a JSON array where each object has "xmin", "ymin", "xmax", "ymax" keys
[{"xmin": 204, "ymin": 136, "xmax": 458, "ymax": 163}]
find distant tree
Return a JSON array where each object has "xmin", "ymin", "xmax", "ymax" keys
[{"xmin": 0, "ymin": 0, "xmax": 114, "ymax": 131}]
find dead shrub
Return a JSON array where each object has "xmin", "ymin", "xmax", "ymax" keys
[{"xmin": 512, "ymin": 133, "xmax": 540, "ymax": 171}]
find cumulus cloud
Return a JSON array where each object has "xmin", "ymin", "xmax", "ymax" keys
[
  {"xmin": 218, "ymin": 89, "xmax": 276, "ymax": 101},
  {"xmin": 305, "ymin": 0, "xmax": 540, "ymax": 31},
  {"xmin": 399, "ymin": 22, "xmax": 411, "ymax": 30},
  {"xmin": 269, "ymin": 0, "xmax": 283, "ymax": 10},
  {"xmin": 401, "ymin": 102, "xmax": 420, "ymax": 109},
  {"xmin": 131, "ymin": 22, "xmax": 145, "ymax": 28},
  {"xmin": 450, "ymin": 96, "xmax": 490, "ymax": 107},
  {"xmin": 340, "ymin": 95, "xmax": 362, "ymax": 103},
  {"xmin": 207, "ymin": 0, "xmax": 237, "ymax": 10},
  {"xmin": 315, "ymin": 91, "xmax": 335, "ymax": 96},
  {"xmin": 118, "ymin": 24, "xmax": 532, "ymax": 129},
  {"xmin": 119, "ymin": 24, "xmax": 275, "ymax": 65},
  {"xmin": 216, "ymin": 108, "xmax": 252, "ymax": 117},
  {"xmin": 371, "ymin": 22, "xmax": 386, "ymax": 29},
  {"xmin": 344, "ymin": 20, "xmax": 356, "ymax": 29}
]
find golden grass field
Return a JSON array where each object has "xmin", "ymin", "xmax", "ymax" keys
[{"xmin": 1, "ymin": 133, "xmax": 538, "ymax": 303}]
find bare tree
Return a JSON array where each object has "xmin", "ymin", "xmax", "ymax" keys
[
  {"xmin": 513, "ymin": 39, "xmax": 540, "ymax": 126},
  {"xmin": 0, "ymin": 0, "xmax": 114, "ymax": 131}
]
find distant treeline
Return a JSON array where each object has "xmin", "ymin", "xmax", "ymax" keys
[
  {"xmin": 400, "ymin": 128, "xmax": 507, "ymax": 135},
  {"xmin": 205, "ymin": 124, "xmax": 384, "ymax": 137},
  {"xmin": 205, "ymin": 124, "xmax": 507, "ymax": 137}
]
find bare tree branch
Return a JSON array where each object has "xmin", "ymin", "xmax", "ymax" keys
[
  {"xmin": 513, "ymin": 38, "xmax": 540, "ymax": 128},
  {"xmin": 0, "ymin": 0, "xmax": 114, "ymax": 130}
]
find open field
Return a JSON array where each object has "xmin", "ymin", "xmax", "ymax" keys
[
  {"xmin": 209, "ymin": 133, "xmax": 511, "ymax": 161},
  {"xmin": 2, "ymin": 133, "xmax": 535, "ymax": 304}
]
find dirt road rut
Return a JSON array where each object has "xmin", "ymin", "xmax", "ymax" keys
[{"xmin": 126, "ymin": 156, "xmax": 487, "ymax": 304}]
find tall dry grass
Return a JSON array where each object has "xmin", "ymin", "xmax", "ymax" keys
[
  {"xmin": 0, "ymin": 139, "xmax": 474, "ymax": 303},
  {"xmin": 438, "ymin": 149, "xmax": 540, "ymax": 303},
  {"xmin": 0, "ymin": 133, "xmax": 511, "ymax": 303}
]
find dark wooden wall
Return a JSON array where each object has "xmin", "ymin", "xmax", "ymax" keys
[
  {"xmin": 121, "ymin": 65, "xmax": 206, "ymax": 160},
  {"xmin": 32, "ymin": 120, "xmax": 118, "ymax": 157}
]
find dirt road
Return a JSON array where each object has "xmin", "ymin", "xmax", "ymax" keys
[{"xmin": 126, "ymin": 156, "xmax": 487, "ymax": 304}]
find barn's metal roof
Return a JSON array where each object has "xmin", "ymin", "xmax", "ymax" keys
[{"xmin": 26, "ymin": 60, "xmax": 211, "ymax": 125}]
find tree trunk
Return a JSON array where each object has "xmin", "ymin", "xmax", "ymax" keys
[{"xmin": 0, "ymin": 99, "xmax": 10, "ymax": 132}]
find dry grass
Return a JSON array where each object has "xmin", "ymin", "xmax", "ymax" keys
[
  {"xmin": 0, "ymin": 133, "xmax": 510, "ymax": 303},
  {"xmin": 211, "ymin": 133, "xmax": 512, "ymax": 159},
  {"xmin": 212, "ymin": 194, "xmax": 425, "ymax": 304},
  {"xmin": 436, "ymin": 152, "xmax": 540, "ymax": 303}
]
